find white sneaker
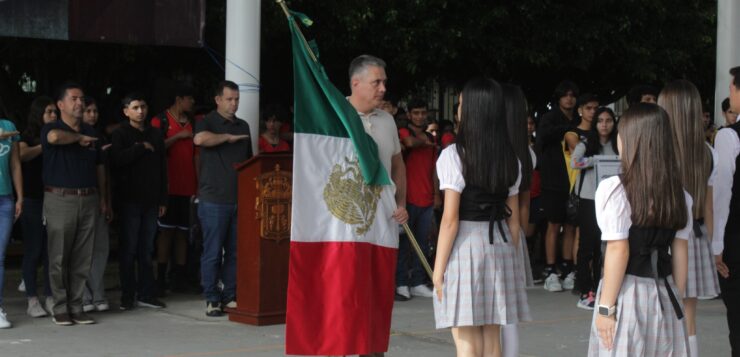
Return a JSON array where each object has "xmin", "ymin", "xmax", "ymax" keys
[
  {"xmin": 396, "ymin": 286, "xmax": 411, "ymax": 299},
  {"xmin": 27, "ymin": 297, "xmax": 48, "ymax": 318},
  {"xmin": 544, "ymin": 273, "xmax": 563, "ymax": 292},
  {"xmin": 18, "ymin": 280, "xmax": 25, "ymax": 293},
  {"xmin": 410, "ymin": 284, "xmax": 434, "ymax": 298},
  {"xmin": 94, "ymin": 302, "xmax": 110, "ymax": 312},
  {"xmin": 0, "ymin": 308, "xmax": 11, "ymax": 328},
  {"xmin": 83, "ymin": 303, "xmax": 95, "ymax": 313},
  {"xmin": 45, "ymin": 296, "xmax": 55, "ymax": 316},
  {"xmin": 562, "ymin": 272, "xmax": 576, "ymax": 290}
]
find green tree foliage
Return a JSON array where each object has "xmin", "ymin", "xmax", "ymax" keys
[
  {"xmin": 0, "ymin": 0, "xmax": 718, "ymax": 125},
  {"xmin": 262, "ymin": 0, "xmax": 717, "ymax": 111}
]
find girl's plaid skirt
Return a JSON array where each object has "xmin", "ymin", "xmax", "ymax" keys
[{"xmin": 434, "ymin": 221, "xmax": 531, "ymax": 329}]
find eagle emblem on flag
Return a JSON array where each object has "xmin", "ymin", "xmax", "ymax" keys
[{"xmin": 323, "ymin": 157, "xmax": 382, "ymax": 235}]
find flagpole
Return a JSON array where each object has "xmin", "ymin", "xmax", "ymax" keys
[
  {"xmin": 402, "ymin": 223, "xmax": 434, "ymax": 281},
  {"xmin": 276, "ymin": 0, "xmax": 318, "ymax": 63}
]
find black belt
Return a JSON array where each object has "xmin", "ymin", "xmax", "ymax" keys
[
  {"xmin": 626, "ymin": 248, "xmax": 683, "ymax": 320},
  {"xmin": 45, "ymin": 186, "xmax": 98, "ymax": 196},
  {"xmin": 458, "ymin": 186, "xmax": 511, "ymax": 244},
  {"xmin": 693, "ymin": 219, "xmax": 704, "ymax": 239},
  {"xmin": 487, "ymin": 202, "xmax": 512, "ymax": 244},
  {"xmin": 651, "ymin": 250, "xmax": 684, "ymax": 319}
]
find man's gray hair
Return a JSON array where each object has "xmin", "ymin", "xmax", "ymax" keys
[{"xmin": 348, "ymin": 54, "xmax": 386, "ymax": 81}]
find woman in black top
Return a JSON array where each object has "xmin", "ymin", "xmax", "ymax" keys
[
  {"xmin": 19, "ymin": 96, "xmax": 57, "ymax": 318},
  {"xmin": 81, "ymin": 97, "xmax": 112, "ymax": 312}
]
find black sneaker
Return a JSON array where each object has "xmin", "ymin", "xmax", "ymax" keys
[
  {"xmin": 532, "ymin": 272, "xmax": 544, "ymax": 284},
  {"xmin": 52, "ymin": 313, "xmax": 74, "ymax": 326},
  {"xmin": 222, "ymin": 299, "xmax": 237, "ymax": 310},
  {"xmin": 137, "ymin": 297, "xmax": 166, "ymax": 309},
  {"xmin": 71, "ymin": 312, "xmax": 96, "ymax": 325},
  {"xmin": 119, "ymin": 298, "xmax": 135, "ymax": 311},
  {"xmin": 206, "ymin": 301, "xmax": 223, "ymax": 317}
]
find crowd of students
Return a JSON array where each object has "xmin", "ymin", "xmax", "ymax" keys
[
  {"xmin": 0, "ymin": 79, "xmax": 299, "ymax": 327},
  {"xmin": 1, "ymin": 63, "xmax": 739, "ymax": 356}
]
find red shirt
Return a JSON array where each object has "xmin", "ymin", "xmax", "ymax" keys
[
  {"xmin": 441, "ymin": 132, "xmax": 455, "ymax": 148},
  {"xmin": 530, "ymin": 169, "xmax": 541, "ymax": 198},
  {"xmin": 399, "ymin": 127, "xmax": 435, "ymax": 207},
  {"xmin": 258, "ymin": 135, "xmax": 291, "ymax": 153},
  {"xmin": 151, "ymin": 112, "xmax": 197, "ymax": 196},
  {"xmin": 280, "ymin": 121, "xmax": 292, "ymax": 134}
]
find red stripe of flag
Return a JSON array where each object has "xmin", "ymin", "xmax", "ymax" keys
[{"xmin": 285, "ymin": 241, "xmax": 397, "ymax": 355}]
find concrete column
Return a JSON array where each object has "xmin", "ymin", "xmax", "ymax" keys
[
  {"xmin": 715, "ymin": 0, "xmax": 740, "ymax": 126},
  {"xmin": 226, "ymin": 0, "xmax": 260, "ymax": 154}
]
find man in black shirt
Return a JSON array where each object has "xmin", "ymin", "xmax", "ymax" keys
[
  {"xmin": 42, "ymin": 82, "xmax": 107, "ymax": 326},
  {"xmin": 193, "ymin": 80, "xmax": 252, "ymax": 316},
  {"xmin": 110, "ymin": 93, "xmax": 168, "ymax": 311},
  {"xmin": 534, "ymin": 80, "xmax": 579, "ymax": 293},
  {"xmin": 714, "ymin": 66, "xmax": 740, "ymax": 357}
]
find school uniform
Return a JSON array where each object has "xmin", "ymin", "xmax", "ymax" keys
[
  {"xmin": 433, "ymin": 145, "xmax": 531, "ymax": 328},
  {"xmin": 588, "ymin": 176, "xmax": 692, "ymax": 357},
  {"xmin": 684, "ymin": 143, "xmax": 721, "ymax": 298}
]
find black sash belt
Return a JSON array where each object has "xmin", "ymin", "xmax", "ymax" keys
[
  {"xmin": 626, "ymin": 247, "xmax": 684, "ymax": 319},
  {"xmin": 485, "ymin": 201, "xmax": 512, "ymax": 244},
  {"xmin": 693, "ymin": 219, "xmax": 704, "ymax": 239},
  {"xmin": 459, "ymin": 186, "xmax": 512, "ymax": 244}
]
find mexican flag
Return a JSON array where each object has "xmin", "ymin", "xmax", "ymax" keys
[{"xmin": 283, "ymin": 10, "xmax": 399, "ymax": 356}]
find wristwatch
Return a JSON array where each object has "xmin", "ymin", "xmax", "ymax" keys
[{"xmin": 597, "ymin": 304, "xmax": 616, "ymax": 317}]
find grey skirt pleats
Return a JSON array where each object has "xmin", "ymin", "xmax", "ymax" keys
[{"xmin": 433, "ymin": 220, "xmax": 531, "ymax": 329}]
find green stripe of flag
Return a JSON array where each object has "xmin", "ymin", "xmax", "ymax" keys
[{"xmin": 288, "ymin": 11, "xmax": 390, "ymax": 186}]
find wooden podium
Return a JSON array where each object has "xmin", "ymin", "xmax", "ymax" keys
[{"xmin": 227, "ymin": 153, "xmax": 292, "ymax": 325}]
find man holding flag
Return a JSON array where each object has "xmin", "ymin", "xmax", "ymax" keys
[
  {"xmin": 282, "ymin": 5, "xmax": 409, "ymax": 354},
  {"xmin": 347, "ymin": 55, "xmax": 409, "ymax": 228},
  {"xmin": 346, "ymin": 55, "xmax": 409, "ymax": 357}
]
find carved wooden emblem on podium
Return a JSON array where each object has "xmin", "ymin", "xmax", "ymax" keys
[{"xmin": 255, "ymin": 164, "xmax": 292, "ymax": 243}]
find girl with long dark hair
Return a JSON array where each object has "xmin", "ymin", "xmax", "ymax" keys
[
  {"xmin": 81, "ymin": 96, "xmax": 112, "ymax": 312},
  {"xmin": 589, "ymin": 103, "xmax": 690, "ymax": 356},
  {"xmin": 570, "ymin": 107, "xmax": 618, "ymax": 310},
  {"xmin": 500, "ymin": 83, "xmax": 534, "ymax": 357},
  {"xmin": 658, "ymin": 80, "xmax": 720, "ymax": 356},
  {"xmin": 19, "ymin": 96, "xmax": 56, "ymax": 318},
  {"xmin": 433, "ymin": 78, "xmax": 530, "ymax": 356}
]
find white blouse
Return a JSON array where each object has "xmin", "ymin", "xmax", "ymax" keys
[
  {"xmin": 594, "ymin": 176, "xmax": 693, "ymax": 241},
  {"xmin": 529, "ymin": 146, "xmax": 537, "ymax": 169},
  {"xmin": 436, "ymin": 144, "xmax": 521, "ymax": 196},
  {"xmin": 708, "ymin": 142, "xmax": 718, "ymax": 187}
]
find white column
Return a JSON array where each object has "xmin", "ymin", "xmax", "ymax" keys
[
  {"xmin": 715, "ymin": 0, "xmax": 740, "ymax": 126},
  {"xmin": 226, "ymin": 0, "xmax": 260, "ymax": 154}
]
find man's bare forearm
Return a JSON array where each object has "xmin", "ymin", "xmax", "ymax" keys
[
  {"xmin": 194, "ymin": 131, "xmax": 230, "ymax": 147},
  {"xmin": 391, "ymin": 153, "xmax": 407, "ymax": 207},
  {"xmin": 47, "ymin": 129, "xmax": 82, "ymax": 145}
]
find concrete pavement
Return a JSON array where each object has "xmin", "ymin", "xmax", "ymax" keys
[{"xmin": 0, "ymin": 266, "xmax": 731, "ymax": 356}]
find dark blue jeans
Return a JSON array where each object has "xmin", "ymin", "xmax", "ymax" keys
[
  {"xmin": 396, "ymin": 204, "xmax": 433, "ymax": 287},
  {"xmin": 20, "ymin": 198, "xmax": 51, "ymax": 298},
  {"xmin": 197, "ymin": 201, "xmax": 237, "ymax": 303},
  {"xmin": 119, "ymin": 203, "xmax": 158, "ymax": 301},
  {"xmin": 0, "ymin": 195, "xmax": 14, "ymax": 306}
]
